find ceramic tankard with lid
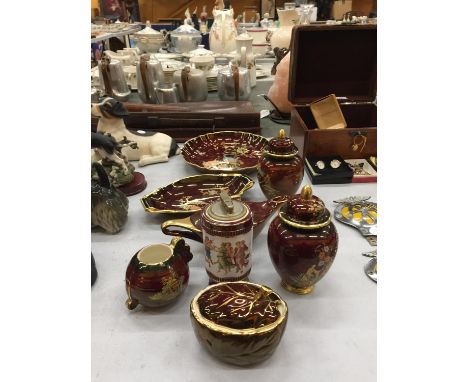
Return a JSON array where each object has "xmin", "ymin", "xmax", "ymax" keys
[{"xmin": 201, "ymin": 191, "xmax": 253, "ymax": 284}]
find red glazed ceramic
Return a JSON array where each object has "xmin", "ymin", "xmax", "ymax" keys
[
  {"xmin": 161, "ymin": 195, "xmax": 287, "ymax": 243},
  {"xmin": 181, "ymin": 131, "xmax": 268, "ymax": 173},
  {"xmin": 257, "ymin": 129, "xmax": 304, "ymax": 199},
  {"xmin": 200, "ymin": 191, "xmax": 253, "ymax": 283},
  {"xmin": 141, "ymin": 173, "xmax": 254, "ymax": 214},
  {"xmin": 125, "ymin": 237, "xmax": 193, "ymax": 309},
  {"xmin": 268, "ymin": 185, "xmax": 338, "ymax": 294},
  {"xmin": 190, "ymin": 281, "xmax": 288, "ymax": 366}
]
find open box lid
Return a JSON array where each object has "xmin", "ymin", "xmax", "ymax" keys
[{"xmin": 288, "ymin": 24, "xmax": 377, "ymax": 104}]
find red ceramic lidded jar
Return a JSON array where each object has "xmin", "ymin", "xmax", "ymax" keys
[
  {"xmin": 201, "ymin": 190, "xmax": 253, "ymax": 284},
  {"xmin": 257, "ymin": 128, "xmax": 304, "ymax": 199},
  {"xmin": 268, "ymin": 185, "xmax": 338, "ymax": 294}
]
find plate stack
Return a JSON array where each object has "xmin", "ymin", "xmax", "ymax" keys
[{"xmin": 206, "ymin": 71, "xmax": 218, "ymax": 92}]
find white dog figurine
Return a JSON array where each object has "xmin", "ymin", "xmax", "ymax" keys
[{"xmin": 91, "ymin": 98, "xmax": 180, "ymax": 167}]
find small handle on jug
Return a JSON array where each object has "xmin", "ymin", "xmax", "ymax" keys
[
  {"xmin": 232, "ymin": 64, "xmax": 240, "ymax": 101},
  {"xmin": 100, "ymin": 57, "xmax": 113, "ymax": 97},
  {"xmin": 169, "ymin": 237, "xmax": 194, "ymax": 264},
  {"xmin": 139, "ymin": 54, "xmax": 151, "ymax": 101},
  {"xmin": 181, "ymin": 66, "xmax": 191, "ymax": 101},
  {"xmin": 161, "ymin": 216, "xmax": 203, "ymax": 243}
]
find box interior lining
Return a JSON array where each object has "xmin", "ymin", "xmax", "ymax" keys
[{"xmin": 290, "ymin": 27, "xmax": 377, "ymax": 102}]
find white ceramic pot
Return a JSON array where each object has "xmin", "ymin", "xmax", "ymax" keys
[
  {"xmin": 246, "ymin": 28, "xmax": 268, "ymax": 45},
  {"xmin": 270, "ymin": 9, "xmax": 298, "ymax": 49},
  {"xmin": 184, "ymin": 45, "xmax": 215, "ymax": 59},
  {"xmin": 190, "ymin": 55, "xmax": 215, "ymax": 72},
  {"xmin": 133, "ymin": 21, "xmax": 166, "ymax": 53}
]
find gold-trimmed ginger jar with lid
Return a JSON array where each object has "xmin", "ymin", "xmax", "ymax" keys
[
  {"xmin": 267, "ymin": 185, "xmax": 338, "ymax": 294},
  {"xmin": 257, "ymin": 129, "xmax": 304, "ymax": 199}
]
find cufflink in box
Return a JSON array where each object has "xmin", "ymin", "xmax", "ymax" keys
[
  {"xmin": 309, "ymin": 94, "xmax": 347, "ymax": 130},
  {"xmin": 305, "ymin": 155, "xmax": 353, "ymax": 184},
  {"xmin": 345, "ymin": 158, "xmax": 377, "ymax": 183}
]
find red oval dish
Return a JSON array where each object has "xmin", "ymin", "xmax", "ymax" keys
[
  {"xmin": 181, "ymin": 131, "xmax": 269, "ymax": 173},
  {"xmin": 141, "ymin": 173, "xmax": 254, "ymax": 214}
]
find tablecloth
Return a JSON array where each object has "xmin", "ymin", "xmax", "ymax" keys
[{"xmin": 92, "ymin": 154, "xmax": 376, "ymax": 382}]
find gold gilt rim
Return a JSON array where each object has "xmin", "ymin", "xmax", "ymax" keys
[
  {"xmin": 140, "ymin": 173, "xmax": 255, "ymax": 215},
  {"xmin": 264, "ymin": 149, "xmax": 299, "ymax": 159},
  {"xmin": 190, "ymin": 281, "xmax": 288, "ymax": 336},
  {"xmin": 181, "ymin": 131, "xmax": 269, "ymax": 173},
  {"xmin": 279, "ymin": 210, "xmax": 332, "ymax": 230}
]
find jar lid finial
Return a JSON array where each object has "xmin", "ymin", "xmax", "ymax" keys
[{"xmin": 300, "ymin": 185, "xmax": 313, "ymax": 200}]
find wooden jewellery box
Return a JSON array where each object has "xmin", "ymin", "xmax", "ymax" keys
[{"xmin": 289, "ymin": 24, "xmax": 377, "ymax": 159}]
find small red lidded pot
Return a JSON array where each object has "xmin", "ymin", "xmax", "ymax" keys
[
  {"xmin": 201, "ymin": 190, "xmax": 253, "ymax": 283},
  {"xmin": 268, "ymin": 185, "xmax": 338, "ymax": 294},
  {"xmin": 257, "ymin": 128, "xmax": 304, "ymax": 199}
]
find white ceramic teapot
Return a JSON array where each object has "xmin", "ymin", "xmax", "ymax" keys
[
  {"xmin": 209, "ymin": 7, "xmax": 238, "ymax": 54},
  {"xmin": 234, "ymin": 32, "xmax": 256, "ymax": 88}
]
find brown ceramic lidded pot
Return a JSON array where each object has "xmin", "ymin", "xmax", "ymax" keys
[
  {"xmin": 257, "ymin": 129, "xmax": 304, "ymax": 199},
  {"xmin": 268, "ymin": 185, "xmax": 338, "ymax": 294},
  {"xmin": 201, "ymin": 191, "xmax": 253, "ymax": 284}
]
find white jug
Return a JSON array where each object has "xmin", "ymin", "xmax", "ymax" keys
[{"xmin": 209, "ymin": 8, "xmax": 237, "ymax": 54}]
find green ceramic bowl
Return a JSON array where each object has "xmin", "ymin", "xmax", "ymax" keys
[{"xmin": 190, "ymin": 281, "xmax": 288, "ymax": 366}]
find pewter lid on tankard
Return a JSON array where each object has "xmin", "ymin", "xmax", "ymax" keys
[
  {"xmin": 278, "ymin": 185, "xmax": 331, "ymax": 229},
  {"xmin": 205, "ymin": 191, "xmax": 249, "ymax": 222}
]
